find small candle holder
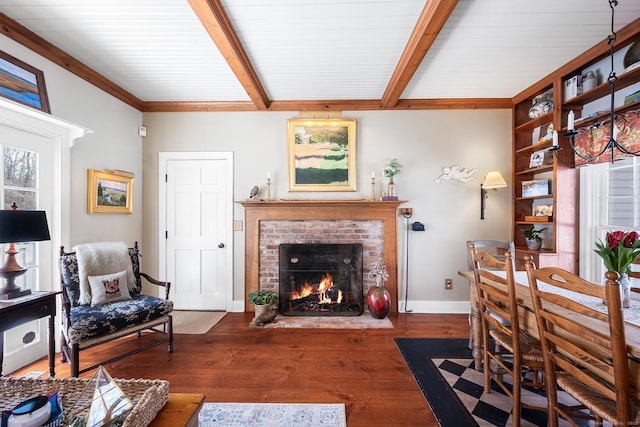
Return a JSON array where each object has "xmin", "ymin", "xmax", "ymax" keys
[
  {"xmin": 550, "ymin": 129, "xmax": 578, "ymax": 153},
  {"xmin": 267, "ymin": 178, "xmax": 271, "ymax": 201},
  {"xmin": 370, "ymin": 177, "xmax": 376, "ymax": 201}
]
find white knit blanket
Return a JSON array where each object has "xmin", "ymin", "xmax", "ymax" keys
[{"xmin": 74, "ymin": 241, "xmax": 135, "ymax": 305}]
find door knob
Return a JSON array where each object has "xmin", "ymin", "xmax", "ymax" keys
[{"xmin": 218, "ymin": 243, "xmax": 225, "ymax": 248}]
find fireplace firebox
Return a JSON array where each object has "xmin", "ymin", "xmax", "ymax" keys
[{"xmin": 278, "ymin": 243, "xmax": 363, "ymax": 316}]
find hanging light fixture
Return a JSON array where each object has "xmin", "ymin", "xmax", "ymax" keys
[{"xmin": 551, "ymin": 0, "xmax": 640, "ymax": 163}]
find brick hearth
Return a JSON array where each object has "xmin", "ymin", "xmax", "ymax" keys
[{"xmin": 240, "ymin": 200, "xmax": 405, "ymax": 313}]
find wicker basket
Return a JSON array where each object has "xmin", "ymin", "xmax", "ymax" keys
[{"xmin": 0, "ymin": 376, "xmax": 169, "ymax": 427}]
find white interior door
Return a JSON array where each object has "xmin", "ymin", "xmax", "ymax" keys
[{"xmin": 159, "ymin": 152, "xmax": 233, "ymax": 311}]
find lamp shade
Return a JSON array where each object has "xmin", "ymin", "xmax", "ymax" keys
[
  {"xmin": 0, "ymin": 210, "xmax": 51, "ymax": 244},
  {"xmin": 481, "ymin": 171, "xmax": 507, "ymax": 190}
]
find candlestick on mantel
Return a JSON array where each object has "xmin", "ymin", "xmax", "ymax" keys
[
  {"xmin": 370, "ymin": 176, "xmax": 376, "ymax": 201},
  {"xmin": 267, "ymin": 177, "xmax": 271, "ymax": 201},
  {"xmin": 552, "ymin": 130, "xmax": 558, "ymax": 147}
]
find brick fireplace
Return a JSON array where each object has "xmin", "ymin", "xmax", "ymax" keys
[{"xmin": 240, "ymin": 200, "xmax": 404, "ymax": 313}]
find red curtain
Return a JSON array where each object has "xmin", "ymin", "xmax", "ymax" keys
[{"xmin": 573, "ymin": 109, "xmax": 640, "ymax": 165}]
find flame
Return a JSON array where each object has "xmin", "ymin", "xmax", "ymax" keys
[{"xmin": 290, "ymin": 272, "xmax": 342, "ymax": 304}]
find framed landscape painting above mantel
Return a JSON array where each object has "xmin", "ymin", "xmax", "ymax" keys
[
  {"xmin": 0, "ymin": 50, "xmax": 50, "ymax": 113},
  {"xmin": 287, "ymin": 118, "xmax": 356, "ymax": 192},
  {"xmin": 87, "ymin": 169, "xmax": 133, "ymax": 214}
]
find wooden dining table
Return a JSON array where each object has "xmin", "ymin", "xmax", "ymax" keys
[{"xmin": 458, "ymin": 269, "xmax": 640, "ymax": 388}]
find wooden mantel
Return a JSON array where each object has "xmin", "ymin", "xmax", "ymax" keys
[{"xmin": 239, "ymin": 200, "xmax": 406, "ymax": 313}]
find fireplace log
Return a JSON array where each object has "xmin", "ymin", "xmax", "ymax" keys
[
  {"xmin": 289, "ymin": 294, "xmax": 319, "ymax": 308},
  {"xmin": 288, "ymin": 295, "xmax": 361, "ymax": 313}
]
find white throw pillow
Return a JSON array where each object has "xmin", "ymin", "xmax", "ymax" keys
[{"xmin": 88, "ymin": 270, "xmax": 132, "ymax": 306}]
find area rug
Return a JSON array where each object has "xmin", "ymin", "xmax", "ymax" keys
[
  {"xmin": 249, "ymin": 312, "xmax": 393, "ymax": 329},
  {"xmin": 198, "ymin": 402, "xmax": 347, "ymax": 427},
  {"xmin": 394, "ymin": 338, "xmax": 589, "ymax": 427},
  {"xmin": 172, "ymin": 310, "xmax": 226, "ymax": 334}
]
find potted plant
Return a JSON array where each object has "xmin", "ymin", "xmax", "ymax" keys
[
  {"xmin": 522, "ymin": 225, "xmax": 546, "ymax": 251},
  {"xmin": 383, "ymin": 158, "xmax": 402, "ymax": 197},
  {"xmin": 248, "ymin": 289, "xmax": 277, "ymax": 318}
]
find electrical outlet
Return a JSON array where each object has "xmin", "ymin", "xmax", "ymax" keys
[
  {"xmin": 445, "ymin": 278, "xmax": 453, "ymax": 290},
  {"xmin": 233, "ymin": 220, "xmax": 243, "ymax": 231}
]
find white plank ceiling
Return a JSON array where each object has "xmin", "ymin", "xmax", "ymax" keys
[{"xmin": 0, "ymin": 0, "xmax": 638, "ymax": 109}]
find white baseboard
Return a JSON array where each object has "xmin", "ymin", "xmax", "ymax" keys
[
  {"xmin": 231, "ymin": 300, "xmax": 245, "ymax": 312},
  {"xmin": 397, "ymin": 300, "xmax": 470, "ymax": 314}
]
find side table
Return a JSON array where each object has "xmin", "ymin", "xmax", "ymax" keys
[{"xmin": 0, "ymin": 291, "xmax": 59, "ymax": 377}]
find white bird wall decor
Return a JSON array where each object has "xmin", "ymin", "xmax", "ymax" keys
[{"xmin": 435, "ymin": 165, "xmax": 477, "ymax": 184}]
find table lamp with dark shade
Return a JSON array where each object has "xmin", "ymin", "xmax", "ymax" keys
[{"xmin": 0, "ymin": 209, "xmax": 51, "ymax": 299}]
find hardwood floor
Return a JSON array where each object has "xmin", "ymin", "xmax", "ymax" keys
[{"xmin": 12, "ymin": 312, "xmax": 469, "ymax": 426}]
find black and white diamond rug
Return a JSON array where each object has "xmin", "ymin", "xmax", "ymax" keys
[{"xmin": 395, "ymin": 338, "xmax": 591, "ymax": 427}]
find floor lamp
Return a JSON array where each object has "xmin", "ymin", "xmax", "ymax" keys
[{"xmin": 0, "ymin": 208, "xmax": 51, "ymax": 299}]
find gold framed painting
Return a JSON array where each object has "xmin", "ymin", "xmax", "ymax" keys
[
  {"xmin": 87, "ymin": 169, "xmax": 133, "ymax": 214},
  {"xmin": 287, "ymin": 118, "xmax": 356, "ymax": 192}
]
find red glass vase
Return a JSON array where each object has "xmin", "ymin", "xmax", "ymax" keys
[{"xmin": 366, "ymin": 285, "xmax": 391, "ymax": 319}]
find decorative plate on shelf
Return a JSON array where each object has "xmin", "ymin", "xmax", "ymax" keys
[{"xmin": 624, "ymin": 40, "xmax": 640, "ymax": 71}]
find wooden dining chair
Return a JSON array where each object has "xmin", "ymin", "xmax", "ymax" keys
[
  {"xmin": 466, "ymin": 240, "xmax": 515, "ymax": 348},
  {"xmin": 466, "ymin": 240, "xmax": 515, "ymax": 271},
  {"xmin": 524, "ymin": 256, "xmax": 638, "ymax": 426},
  {"xmin": 470, "ymin": 245, "xmax": 546, "ymax": 425}
]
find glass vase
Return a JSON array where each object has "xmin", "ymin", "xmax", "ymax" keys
[
  {"xmin": 602, "ymin": 272, "xmax": 631, "ymax": 308},
  {"xmin": 621, "ymin": 273, "xmax": 631, "ymax": 308},
  {"xmin": 387, "ymin": 178, "xmax": 396, "ymax": 197}
]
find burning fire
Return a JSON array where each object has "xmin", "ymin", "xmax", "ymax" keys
[{"xmin": 290, "ymin": 272, "xmax": 343, "ymax": 304}]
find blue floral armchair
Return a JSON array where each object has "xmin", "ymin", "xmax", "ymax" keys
[{"xmin": 59, "ymin": 242, "xmax": 173, "ymax": 377}]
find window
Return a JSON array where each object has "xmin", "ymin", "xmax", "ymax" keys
[
  {"xmin": 607, "ymin": 158, "xmax": 640, "ymax": 227},
  {"xmin": 1, "ymin": 145, "xmax": 40, "ymax": 289},
  {"xmin": 0, "ymin": 144, "xmax": 44, "ymax": 363},
  {"xmin": 580, "ymin": 157, "xmax": 640, "ymax": 284}
]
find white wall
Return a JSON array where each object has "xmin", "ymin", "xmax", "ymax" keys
[
  {"xmin": 0, "ymin": 37, "xmax": 143, "ymax": 248},
  {"xmin": 142, "ymin": 109, "xmax": 513, "ymax": 312}
]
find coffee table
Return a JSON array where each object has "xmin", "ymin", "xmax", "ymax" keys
[{"xmin": 148, "ymin": 393, "xmax": 205, "ymax": 427}]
